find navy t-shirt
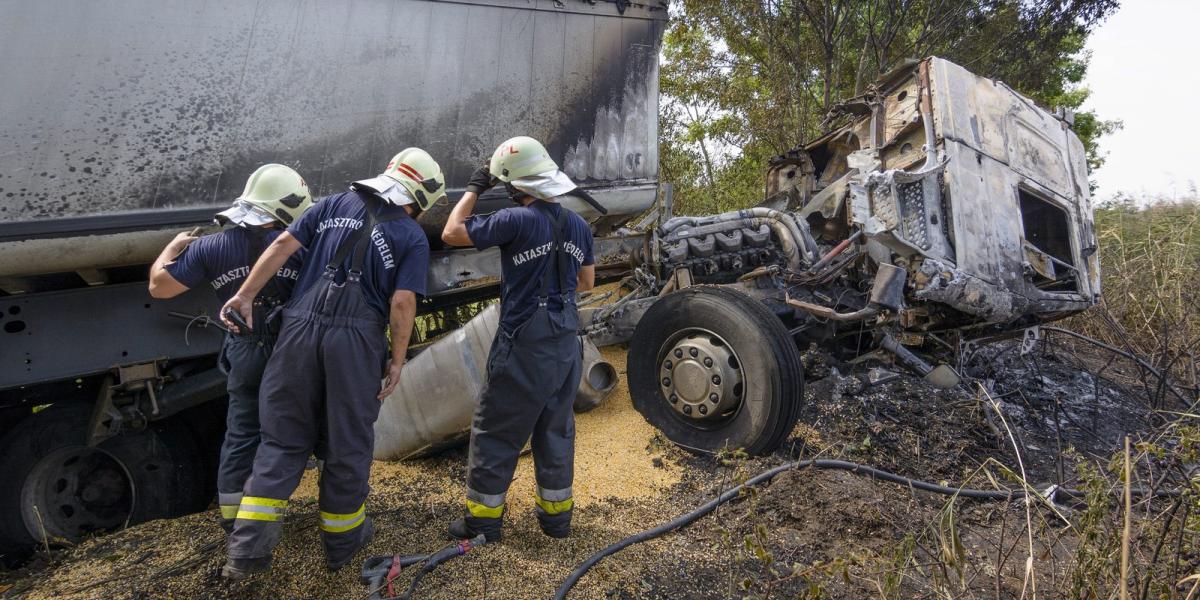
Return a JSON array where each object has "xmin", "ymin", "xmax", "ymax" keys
[
  {"xmin": 165, "ymin": 226, "xmax": 302, "ymax": 304},
  {"xmin": 466, "ymin": 200, "xmax": 594, "ymax": 333},
  {"xmin": 288, "ymin": 190, "xmax": 430, "ymax": 317}
]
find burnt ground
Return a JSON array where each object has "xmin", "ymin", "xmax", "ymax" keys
[
  {"xmin": 0, "ymin": 339, "xmax": 1177, "ymax": 599},
  {"xmin": 627, "ymin": 339, "xmax": 1163, "ymax": 599}
]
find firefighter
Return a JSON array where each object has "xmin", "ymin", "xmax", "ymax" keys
[
  {"xmin": 148, "ymin": 164, "xmax": 313, "ymax": 533},
  {"xmin": 440, "ymin": 136, "xmax": 596, "ymax": 541},
  {"xmin": 218, "ymin": 149, "xmax": 442, "ymax": 578}
]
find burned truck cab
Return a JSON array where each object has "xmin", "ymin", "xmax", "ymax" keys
[
  {"xmin": 607, "ymin": 57, "xmax": 1100, "ymax": 456},
  {"xmin": 775, "ymin": 56, "xmax": 1099, "ymax": 329}
]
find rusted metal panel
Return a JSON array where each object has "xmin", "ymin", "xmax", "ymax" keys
[{"xmin": 0, "ymin": 0, "xmax": 666, "ymax": 227}]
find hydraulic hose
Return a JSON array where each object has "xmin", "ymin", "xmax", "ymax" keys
[
  {"xmin": 398, "ymin": 535, "xmax": 485, "ymax": 600},
  {"xmin": 553, "ymin": 458, "xmax": 1179, "ymax": 600}
]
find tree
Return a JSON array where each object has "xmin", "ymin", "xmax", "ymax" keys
[{"xmin": 660, "ymin": 0, "xmax": 1121, "ymax": 215}]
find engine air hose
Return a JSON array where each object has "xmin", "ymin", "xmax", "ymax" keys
[{"xmin": 553, "ymin": 458, "xmax": 1179, "ymax": 599}]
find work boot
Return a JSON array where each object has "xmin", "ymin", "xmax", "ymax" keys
[
  {"xmin": 327, "ymin": 517, "xmax": 375, "ymax": 572},
  {"xmin": 221, "ymin": 556, "xmax": 272, "ymax": 581},
  {"xmin": 537, "ymin": 507, "xmax": 572, "ymax": 538},
  {"xmin": 448, "ymin": 514, "xmax": 503, "ymax": 543}
]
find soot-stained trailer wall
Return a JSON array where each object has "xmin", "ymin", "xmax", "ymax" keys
[{"xmin": 0, "ymin": 0, "xmax": 665, "ymax": 270}]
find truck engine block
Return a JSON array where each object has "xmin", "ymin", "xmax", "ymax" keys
[{"xmin": 657, "ymin": 223, "xmax": 786, "ymax": 283}]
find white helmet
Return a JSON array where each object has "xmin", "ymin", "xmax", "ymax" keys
[
  {"xmin": 489, "ymin": 136, "xmax": 558, "ymax": 182},
  {"xmin": 217, "ymin": 164, "xmax": 313, "ymax": 226},
  {"xmin": 355, "ymin": 148, "xmax": 446, "ymax": 211}
]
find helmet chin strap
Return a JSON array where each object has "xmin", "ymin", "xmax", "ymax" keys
[{"xmin": 505, "ymin": 183, "xmax": 531, "ymax": 206}]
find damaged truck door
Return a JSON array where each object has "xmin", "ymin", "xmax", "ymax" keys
[{"xmin": 584, "ymin": 56, "xmax": 1100, "ymax": 455}]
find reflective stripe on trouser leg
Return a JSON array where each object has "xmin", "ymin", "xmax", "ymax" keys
[
  {"xmin": 227, "ymin": 495, "xmax": 287, "ymax": 559},
  {"xmin": 219, "ymin": 492, "xmax": 243, "ymax": 520},
  {"xmin": 535, "ymin": 486, "xmax": 574, "ymax": 515},
  {"xmin": 320, "ymin": 504, "xmax": 365, "ymax": 533},
  {"xmin": 466, "ymin": 487, "xmax": 506, "ymax": 518},
  {"xmin": 235, "ymin": 496, "xmax": 287, "ymax": 521}
]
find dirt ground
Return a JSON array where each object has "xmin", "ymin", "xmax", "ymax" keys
[{"xmin": 0, "ymin": 339, "xmax": 1167, "ymax": 599}]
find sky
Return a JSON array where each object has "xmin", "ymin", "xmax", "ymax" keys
[{"xmin": 1083, "ymin": 0, "xmax": 1200, "ymax": 201}]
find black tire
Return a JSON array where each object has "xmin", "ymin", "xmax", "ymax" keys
[
  {"xmin": 628, "ymin": 286, "xmax": 804, "ymax": 455},
  {"xmin": 0, "ymin": 404, "xmax": 211, "ymax": 563}
]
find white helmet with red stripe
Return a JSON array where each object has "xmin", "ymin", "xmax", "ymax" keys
[
  {"xmin": 358, "ymin": 148, "xmax": 446, "ymax": 210},
  {"xmin": 489, "ymin": 136, "xmax": 558, "ymax": 182}
]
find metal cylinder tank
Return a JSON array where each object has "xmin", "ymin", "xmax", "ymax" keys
[
  {"xmin": 374, "ymin": 305, "xmax": 500, "ymax": 461},
  {"xmin": 373, "ymin": 304, "xmax": 619, "ymax": 460}
]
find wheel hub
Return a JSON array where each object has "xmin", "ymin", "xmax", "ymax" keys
[
  {"xmin": 20, "ymin": 446, "xmax": 134, "ymax": 543},
  {"xmin": 659, "ymin": 332, "xmax": 744, "ymax": 421}
]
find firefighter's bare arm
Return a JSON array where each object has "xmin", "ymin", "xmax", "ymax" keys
[
  {"xmin": 577, "ymin": 264, "xmax": 595, "ymax": 292},
  {"xmin": 441, "ymin": 191, "xmax": 477, "ymax": 247},
  {"xmin": 220, "ymin": 232, "xmax": 301, "ymax": 332},
  {"xmin": 380, "ymin": 289, "xmax": 417, "ymax": 401},
  {"xmin": 442, "ymin": 166, "xmax": 496, "ymax": 247},
  {"xmin": 147, "ymin": 231, "xmax": 198, "ymax": 299},
  {"xmin": 443, "ymin": 180, "xmax": 487, "ymax": 247}
]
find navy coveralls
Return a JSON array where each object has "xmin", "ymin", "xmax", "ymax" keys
[
  {"xmin": 466, "ymin": 206, "xmax": 584, "ymax": 528},
  {"xmin": 163, "ymin": 226, "xmax": 299, "ymax": 530},
  {"xmin": 215, "ymin": 277, "xmax": 286, "ymax": 531},
  {"xmin": 226, "ymin": 195, "xmax": 405, "ymax": 566}
]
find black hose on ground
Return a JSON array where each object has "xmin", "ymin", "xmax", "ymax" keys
[{"xmin": 553, "ymin": 458, "xmax": 1179, "ymax": 600}]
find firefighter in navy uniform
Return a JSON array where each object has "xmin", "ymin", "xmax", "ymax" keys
[
  {"xmin": 441, "ymin": 136, "xmax": 597, "ymax": 541},
  {"xmin": 218, "ymin": 149, "xmax": 442, "ymax": 578},
  {"xmin": 148, "ymin": 164, "xmax": 313, "ymax": 533}
]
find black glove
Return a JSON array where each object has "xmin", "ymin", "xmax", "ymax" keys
[{"xmin": 466, "ymin": 166, "xmax": 498, "ymax": 195}]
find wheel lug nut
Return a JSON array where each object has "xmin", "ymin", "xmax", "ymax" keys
[
  {"xmin": 674, "ymin": 348, "xmax": 683, "ymax": 359},
  {"xmin": 698, "ymin": 405, "xmax": 708, "ymax": 415},
  {"xmin": 712, "ymin": 375, "xmax": 721, "ymax": 384},
  {"xmin": 669, "ymin": 394, "xmax": 678, "ymax": 404},
  {"xmin": 703, "ymin": 357, "xmax": 713, "ymax": 367},
  {"xmin": 664, "ymin": 360, "xmax": 673, "ymax": 370},
  {"xmin": 662, "ymin": 377, "xmax": 671, "ymax": 387},
  {"xmin": 689, "ymin": 348, "xmax": 698, "ymax": 357},
  {"xmin": 709, "ymin": 393, "xmax": 719, "ymax": 402},
  {"xmin": 683, "ymin": 405, "xmax": 693, "ymax": 415}
]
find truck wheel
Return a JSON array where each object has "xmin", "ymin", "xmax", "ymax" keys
[
  {"xmin": 628, "ymin": 286, "xmax": 804, "ymax": 455},
  {"xmin": 0, "ymin": 404, "xmax": 209, "ymax": 562}
]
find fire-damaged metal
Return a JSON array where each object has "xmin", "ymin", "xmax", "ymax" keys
[
  {"xmin": 0, "ymin": 0, "xmax": 667, "ymax": 295},
  {"xmin": 589, "ymin": 56, "xmax": 1099, "ymax": 456},
  {"xmin": 0, "ymin": 0, "xmax": 664, "ymax": 224},
  {"xmin": 0, "ymin": 0, "xmax": 667, "ymax": 389},
  {"xmin": 0, "ymin": 0, "xmax": 667, "ymax": 559}
]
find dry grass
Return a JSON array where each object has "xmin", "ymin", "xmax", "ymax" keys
[
  {"xmin": 8, "ymin": 347, "xmax": 694, "ymax": 600},
  {"xmin": 1072, "ymin": 200, "xmax": 1200, "ymax": 395}
]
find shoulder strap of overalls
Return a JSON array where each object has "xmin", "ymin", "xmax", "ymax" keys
[
  {"xmin": 325, "ymin": 194, "xmax": 405, "ymax": 275},
  {"xmin": 537, "ymin": 206, "xmax": 570, "ymax": 302}
]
